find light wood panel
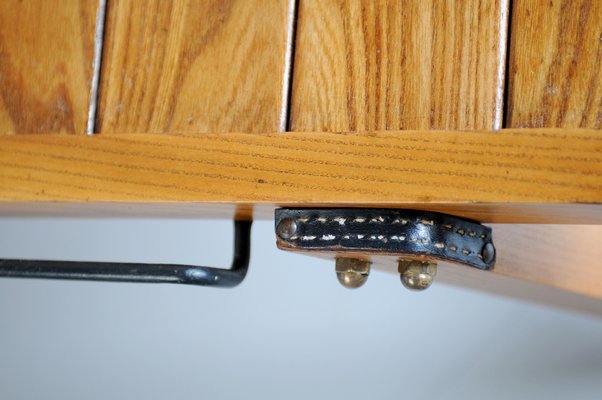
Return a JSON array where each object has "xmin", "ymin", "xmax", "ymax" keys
[
  {"xmin": 97, "ymin": 0, "xmax": 293, "ymax": 134},
  {"xmin": 380, "ymin": 225, "xmax": 602, "ymax": 315},
  {"xmin": 295, "ymin": 224, "xmax": 602, "ymax": 314},
  {"xmin": 2, "ymin": 202, "xmax": 601, "ymax": 225},
  {"xmin": 491, "ymin": 225, "xmax": 602, "ymax": 300},
  {"xmin": 290, "ymin": 0, "xmax": 506, "ymax": 131},
  {"xmin": 0, "ymin": 0, "xmax": 97, "ymax": 134},
  {"xmin": 440, "ymin": 259, "xmax": 602, "ymax": 316},
  {"xmin": 506, "ymin": 0, "xmax": 602, "ymax": 128},
  {"xmin": 0, "ymin": 129, "xmax": 600, "ymax": 223}
]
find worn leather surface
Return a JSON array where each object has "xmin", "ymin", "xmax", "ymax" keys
[{"xmin": 275, "ymin": 208, "xmax": 495, "ymax": 270}]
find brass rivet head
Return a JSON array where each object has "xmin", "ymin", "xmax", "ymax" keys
[
  {"xmin": 398, "ymin": 259, "xmax": 437, "ymax": 291},
  {"xmin": 335, "ymin": 258, "xmax": 371, "ymax": 289},
  {"xmin": 481, "ymin": 242, "xmax": 495, "ymax": 264},
  {"xmin": 276, "ymin": 218, "xmax": 297, "ymax": 239}
]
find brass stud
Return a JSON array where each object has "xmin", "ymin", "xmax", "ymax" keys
[
  {"xmin": 335, "ymin": 258, "xmax": 370, "ymax": 289},
  {"xmin": 398, "ymin": 259, "xmax": 437, "ymax": 291}
]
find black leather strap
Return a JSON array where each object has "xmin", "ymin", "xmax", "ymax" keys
[{"xmin": 275, "ymin": 208, "xmax": 495, "ymax": 270}]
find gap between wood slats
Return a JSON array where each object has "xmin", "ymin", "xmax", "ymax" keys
[
  {"xmin": 281, "ymin": 0, "xmax": 299, "ymax": 132},
  {"xmin": 495, "ymin": 0, "xmax": 510, "ymax": 130},
  {"xmin": 87, "ymin": 0, "xmax": 108, "ymax": 135}
]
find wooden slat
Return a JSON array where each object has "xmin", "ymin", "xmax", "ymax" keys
[
  {"xmin": 0, "ymin": 0, "xmax": 97, "ymax": 134},
  {"xmin": 97, "ymin": 0, "xmax": 293, "ymax": 133},
  {"xmin": 289, "ymin": 0, "xmax": 506, "ymax": 131},
  {"xmin": 0, "ymin": 129, "xmax": 600, "ymax": 223},
  {"xmin": 506, "ymin": 0, "xmax": 602, "ymax": 128}
]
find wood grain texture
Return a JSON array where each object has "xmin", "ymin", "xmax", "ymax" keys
[
  {"xmin": 0, "ymin": 129, "xmax": 600, "ymax": 223},
  {"xmin": 97, "ymin": 0, "xmax": 292, "ymax": 134},
  {"xmin": 0, "ymin": 0, "xmax": 97, "ymax": 134},
  {"xmin": 290, "ymin": 0, "xmax": 506, "ymax": 131},
  {"xmin": 506, "ymin": 0, "xmax": 602, "ymax": 128}
]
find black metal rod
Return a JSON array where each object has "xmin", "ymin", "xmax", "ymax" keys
[{"xmin": 0, "ymin": 220, "xmax": 252, "ymax": 288}]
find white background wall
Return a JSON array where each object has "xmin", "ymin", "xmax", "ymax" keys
[{"xmin": 0, "ymin": 218, "xmax": 601, "ymax": 399}]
